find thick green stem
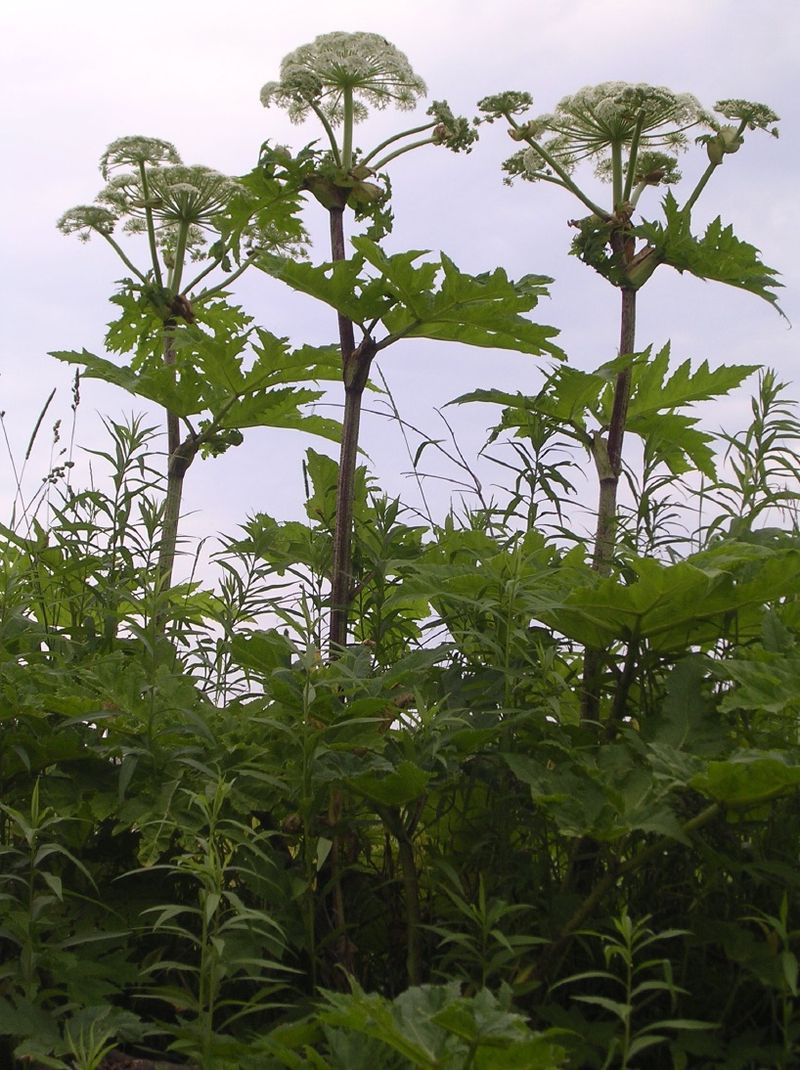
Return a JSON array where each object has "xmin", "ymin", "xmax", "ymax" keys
[
  {"xmin": 168, "ymin": 220, "xmax": 189, "ymax": 295},
  {"xmin": 330, "ymin": 388, "xmax": 362, "ymax": 651},
  {"xmin": 156, "ymin": 438, "xmax": 195, "ymax": 593},
  {"xmin": 324, "ymin": 203, "xmax": 374, "ymax": 990},
  {"xmin": 380, "ymin": 806, "xmax": 423, "ymax": 986},
  {"xmin": 582, "ymin": 282, "xmax": 636, "ymax": 722},
  {"xmin": 192, "ymin": 252, "xmax": 257, "ymax": 302},
  {"xmin": 327, "ymin": 205, "xmax": 375, "ymax": 654},
  {"xmin": 156, "ymin": 329, "xmax": 197, "ymax": 593},
  {"xmin": 682, "ymin": 159, "xmax": 719, "ymax": 215},
  {"xmin": 683, "ymin": 119, "xmax": 746, "ymax": 214},
  {"xmin": 611, "ymin": 141, "xmax": 624, "ymax": 210},
  {"xmin": 362, "ymin": 120, "xmax": 437, "ymax": 165},
  {"xmin": 372, "ymin": 136, "xmax": 439, "ymax": 170},
  {"xmin": 621, "ymin": 114, "xmax": 646, "ymax": 205},
  {"xmin": 308, "ymin": 99, "xmax": 343, "ymax": 167},
  {"xmin": 505, "ymin": 114, "xmax": 609, "ymax": 219},
  {"xmin": 100, "ymin": 234, "xmax": 147, "ymax": 282}
]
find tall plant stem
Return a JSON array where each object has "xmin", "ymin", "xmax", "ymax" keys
[
  {"xmin": 156, "ymin": 328, "xmax": 196, "ymax": 595},
  {"xmin": 379, "ymin": 805, "xmax": 423, "ymax": 986},
  {"xmin": 582, "ymin": 256, "xmax": 637, "ymax": 723},
  {"xmin": 325, "ymin": 202, "xmax": 375, "ymax": 985},
  {"xmin": 328, "ymin": 204, "xmax": 375, "ymax": 654},
  {"xmin": 593, "ymin": 284, "xmax": 637, "ymax": 575},
  {"xmin": 539, "ymin": 803, "xmax": 721, "ymax": 982}
]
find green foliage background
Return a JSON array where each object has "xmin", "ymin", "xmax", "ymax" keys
[{"xmin": 1, "ymin": 47, "xmax": 798, "ymax": 1070}]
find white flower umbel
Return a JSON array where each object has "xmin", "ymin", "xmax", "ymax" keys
[
  {"xmin": 60, "ymin": 134, "xmax": 281, "ymax": 309},
  {"xmin": 57, "ymin": 205, "xmax": 118, "ymax": 242},
  {"xmin": 524, "ymin": 82, "xmax": 705, "ymax": 211},
  {"xmin": 261, "ymin": 31, "xmax": 428, "ymax": 171},
  {"xmin": 262, "ymin": 30, "xmax": 426, "ymax": 118},
  {"xmin": 57, "ymin": 204, "xmax": 145, "ymax": 281},
  {"xmin": 478, "ymin": 84, "xmax": 708, "ymax": 217},
  {"xmin": 714, "ymin": 99, "xmax": 779, "ymax": 134},
  {"xmin": 98, "ymin": 165, "xmax": 243, "ymax": 290},
  {"xmin": 92, "ymin": 137, "xmax": 183, "ymax": 287},
  {"xmin": 99, "ymin": 136, "xmax": 182, "ymax": 180}
]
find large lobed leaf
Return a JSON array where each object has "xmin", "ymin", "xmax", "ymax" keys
[
  {"xmin": 51, "ymin": 326, "xmax": 343, "ymax": 443},
  {"xmin": 539, "ymin": 541, "xmax": 800, "ymax": 651},
  {"xmin": 453, "ymin": 345, "xmax": 757, "ymax": 476},
  {"xmin": 258, "ymin": 238, "xmax": 563, "ymax": 359},
  {"xmin": 637, "ymin": 192, "xmax": 784, "ymax": 312}
]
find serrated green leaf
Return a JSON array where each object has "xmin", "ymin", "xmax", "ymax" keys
[
  {"xmin": 51, "ymin": 327, "xmax": 342, "ymax": 446},
  {"xmin": 231, "ymin": 629, "xmax": 294, "ymax": 676},
  {"xmin": 540, "ymin": 543, "xmax": 800, "ymax": 651},
  {"xmin": 474, "ymin": 1036, "xmax": 567, "ymax": 1069},
  {"xmin": 347, "ymin": 760, "xmax": 430, "ymax": 806},
  {"xmin": 718, "ymin": 653, "xmax": 800, "ymax": 716},
  {"xmin": 356, "ymin": 239, "xmax": 561, "ymax": 358},
  {"xmin": 637, "ymin": 192, "xmax": 783, "ymax": 311},
  {"xmin": 627, "ymin": 346, "xmax": 758, "ymax": 419},
  {"xmin": 262, "ymin": 240, "xmax": 561, "ymax": 360},
  {"xmin": 257, "ymin": 252, "xmax": 389, "ymax": 324},
  {"xmin": 691, "ymin": 753, "xmax": 800, "ymax": 805}
]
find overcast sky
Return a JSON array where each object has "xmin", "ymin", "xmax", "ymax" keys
[{"xmin": 1, "ymin": 0, "xmax": 797, "ymax": 560}]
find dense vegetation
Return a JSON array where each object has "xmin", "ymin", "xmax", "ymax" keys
[{"xmin": 1, "ymin": 32, "xmax": 797, "ymax": 1070}]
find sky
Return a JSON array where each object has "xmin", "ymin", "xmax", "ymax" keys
[{"xmin": 1, "ymin": 0, "xmax": 797, "ymax": 563}]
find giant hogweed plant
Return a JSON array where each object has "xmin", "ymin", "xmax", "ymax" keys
[
  {"xmin": 259, "ymin": 31, "xmax": 560, "ymax": 656},
  {"xmin": 474, "ymin": 83, "xmax": 782, "ymax": 720},
  {"xmin": 257, "ymin": 33, "xmax": 562, "ymax": 981},
  {"xmin": 55, "ymin": 136, "xmax": 341, "ymax": 596}
]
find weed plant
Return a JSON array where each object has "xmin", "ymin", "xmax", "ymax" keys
[{"xmin": 0, "ymin": 35, "xmax": 798, "ymax": 1070}]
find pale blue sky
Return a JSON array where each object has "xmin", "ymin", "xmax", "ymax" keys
[{"xmin": 1, "ymin": 0, "xmax": 796, "ymax": 560}]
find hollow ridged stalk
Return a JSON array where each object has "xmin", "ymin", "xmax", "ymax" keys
[
  {"xmin": 582, "ymin": 227, "xmax": 637, "ymax": 724},
  {"xmin": 155, "ymin": 329, "xmax": 196, "ymax": 594},
  {"xmin": 325, "ymin": 200, "xmax": 375, "ymax": 984},
  {"xmin": 327, "ymin": 204, "xmax": 376, "ymax": 653}
]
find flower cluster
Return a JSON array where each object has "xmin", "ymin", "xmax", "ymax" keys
[
  {"xmin": 260, "ymin": 31, "xmax": 427, "ymax": 127},
  {"xmin": 57, "ymin": 204, "xmax": 118, "ymax": 242},
  {"xmin": 99, "ymin": 135, "xmax": 181, "ymax": 180},
  {"xmin": 476, "ymin": 91, "xmax": 534, "ymax": 122},
  {"xmin": 522, "ymin": 82, "xmax": 706, "ymax": 179},
  {"xmin": 100, "ymin": 165, "xmax": 240, "ymax": 227},
  {"xmin": 59, "ymin": 138, "xmax": 248, "ymax": 264},
  {"xmin": 428, "ymin": 100, "xmax": 479, "ymax": 154},
  {"xmin": 714, "ymin": 99, "xmax": 780, "ymax": 135},
  {"xmin": 595, "ymin": 149, "xmax": 683, "ymax": 188}
]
